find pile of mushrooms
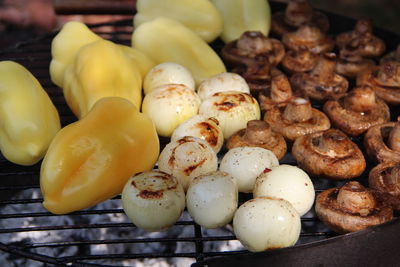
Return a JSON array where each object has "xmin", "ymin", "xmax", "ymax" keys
[
  {"xmin": 357, "ymin": 61, "xmax": 400, "ymax": 105},
  {"xmin": 281, "ymin": 25, "xmax": 334, "ymax": 74},
  {"xmin": 364, "ymin": 121, "xmax": 400, "ymax": 163},
  {"xmin": 264, "ymin": 97, "xmax": 330, "ymax": 141},
  {"xmin": 335, "ymin": 19, "xmax": 385, "ymax": 78},
  {"xmin": 315, "ymin": 181, "xmax": 393, "ymax": 234},
  {"xmin": 291, "ymin": 53, "xmax": 349, "ymax": 101},
  {"xmin": 221, "ymin": 31, "xmax": 285, "ymax": 95},
  {"xmin": 271, "ymin": 0, "xmax": 329, "ymax": 37},
  {"xmin": 323, "ymin": 85, "xmax": 390, "ymax": 136},
  {"xmin": 292, "ymin": 129, "xmax": 366, "ymax": 180}
]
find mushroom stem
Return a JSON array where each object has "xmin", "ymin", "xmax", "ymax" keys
[
  {"xmin": 270, "ymin": 72, "xmax": 293, "ymax": 102},
  {"xmin": 236, "ymin": 31, "xmax": 273, "ymax": 57},
  {"xmin": 383, "ymin": 164, "xmax": 400, "ymax": 195},
  {"xmin": 284, "ymin": 0, "xmax": 312, "ymax": 27},
  {"xmin": 310, "ymin": 53, "xmax": 336, "ymax": 83},
  {"xmin": 337, "ymin": 181, "xmax": 376, "ymax": 216},
  {"xmin": 242, "ymin": 120, "xmax": 274, "ymax": 144},
  {"xmin": 344, "ymin": 86, "xmax": 376, "ymax": 113},
  {"xmin": 388, "ymin": 122, "xmax": 400, "ymax": 152},
  {"xmin": 312, "ymin": 129, "xmax": 352, "ymax": 157},
  {"xmin": 376, "ymin": 61, "xmax": 400, "ymax": 87},
  {"xmin": 283, "ymin": 97, "xmax": 312, "ymax": 122}
]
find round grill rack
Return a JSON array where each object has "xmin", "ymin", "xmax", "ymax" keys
[{"xmin": 0, "ymin": 2, "xmax": 400, "ymax": 266}]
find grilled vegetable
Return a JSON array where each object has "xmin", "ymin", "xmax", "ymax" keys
[
  {"xmin": 40, "ymin": 97, "xmax": 159, "ymax": 214},
  {"xmin": 0, "ymin": 61, "xmax": 61, "ymax": 166},
  {"xmin": 132, "ymin": 17, "xmax": 226, "ymax": 85}
]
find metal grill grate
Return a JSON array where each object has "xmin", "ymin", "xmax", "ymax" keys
[{"xmin": 1, "ymin": 2, "xmax": 400, "ymax": 266}]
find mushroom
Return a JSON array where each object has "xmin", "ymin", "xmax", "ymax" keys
[
  {"xmin": 335, "ymin": 47, "xmax": 376, "ymax": 78},
  {"xmin": 357, "ymin": 61, "xmax": 400, "ymax": 105},
  {"xmin": 363, "ymin": 121, "xmax": 400, "ymax": 163},
  {"xmin": 292, "ymin": 129, "xmax": 366, "ymax": 180},
  {"xmin": 315, "ymin": 181, "xmax": 393, "ymax": 234},
  {"xmin": 282, "ymin": 25, "xmax": 334, "ymax": 54},
  {"xmin": 263, "ymin": 97, "xmax": 330, "ymax": 141},
  {"xmin": 281, "ymin": 48, "xmax": 320, "ymax": 74},
  {"xmin": 226, "ymin": 120, "xmax": 287, "ymax": 160},
  {"xmin": 369, "ymin": 161, "xmax": 400, "ymax": 211},
  {"xmin": 323, "ymin": 86, "xmax": 390, "ymax": 136},
  {"xmin": 380, "ymin": 44, "xmax": 400, "ymax": 64},
  {"xmin": 271, "ymin": 0, "xmax": 329, "ymax": 37},
  {"xmin": 221, "ymin": 31, "xmax": 285, "ymax": 95},
  {"xmin": 258, "ymin": 70, "xmax": 298, "ymax": 111},
  {"xmin": 336, "ymin": 19, "xmax": 386, "ymax": 58},
  {"xmin": 290, "ymin": 53, "xmax": 349, "ymax": 101}
]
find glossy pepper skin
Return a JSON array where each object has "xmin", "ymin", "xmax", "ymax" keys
[
  {"xmin": 40, "ymin": 97, "xmax": 160, "ymax": 215},
  {"xmin": 134, "ymin": 0, "xmax": 223, "ymax": 43},
  {"xmin": 0, "ymin": 61, "xmax": 61, "ymax": 166},
  {"xmin": 132, "ymin": 17, "xmax": 226, "ymax": 86},
  {"xmin": 211, "ymin": 0, "xmax": 271, "ymax": 43},
  {"xmin": 63, "ymin": 39, "xmax": 144, "ymax": 119}
]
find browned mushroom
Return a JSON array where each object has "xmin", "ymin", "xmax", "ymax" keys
[
  {"xmin": 271, "ymin": 0, "xmax": 329, "ymax": 37},
  {"xmin": 315, "ymin": 181, "xmax": 393, "ymax": 234},
  {"xmin": 221, "ymin": 31, "xmax": 285, "ymax": 96},
  {"xmin": 258, "ymin": 70, "xmax": 295, "ymax": 111},
  {"xmin": 281, "ymin": 48, "xmax": 320, "ymax": 74},
  {"xmin": 323, "ymin": 86, "xmax": 390, "ymax": 136},
  {"xmin": 290, "ymin": 53, "xmax": 349, "ymax": 101},
  {"xmin": 380, "ymin": 44, "xmax": 400, "ymax": 64},
  {"xmin": 292, "ymin": 129, "xmax": 366, "ymax": 180},
  {"xmin": 336, "ymin": 19, "xmax": 386, "ymax": 58},
  {"xmin": 335, "ymin": 47, "xmax": 376, "ymax": 78},
  {"xmin": 357, "ymin": 61, "xmax": 400, "ymax": 105},
  {"xmin": 263, "ymin": 97, "xmax": 330, "ymax": 141},
  {"xmin": 369, "ymin": 161, "xmax": 400, "ymax": 211},
  {"xmin": 364, "ymin": 121, "xmax": 400, "ymax": 163},
  {"xmin": 282, "ymin": 25, "xmax": 334, "ymax": 54},
  {"xmin": 226, "ymin": 120, "xmax": 287, "ymax": 160}
]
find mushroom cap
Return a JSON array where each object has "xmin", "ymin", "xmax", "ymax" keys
[
  {"xmin": 315, "ymin": 182, "xmax": 393, "ymax": 234},
  {"xmin": 281, "ymin": 49, "xmax": 319, "ymax": 74},
  {"xmin": 226, "ymin": 120, "xmax": 287, "ymax": 160},
  {"xmin": 271, "ymin": 0, "xmax": 329, "ymax": 37},
  {"xmin": 292, "ymin": 129, "xmax": 366, "ymax": 180},
  {"xmin": 290, "ymin": 53, "xmax": 349, "ymax": 101},
  {"xmin": 221, "ymin": 31, "xmax": 285, "ymax": 68},
  {"xmin": 336, "ymin": 19, "xmax": 386, "ymax": 58},
  {"xmin": 369, "ymin": 161, "xmax": 400, "ymax": 211},
  {"xmin": 357, "ymin": 62, "xmax": 400, "ymax": 105},
  {"xmin": 380, "ymin": 44, "xmax": 400, "ymax": 64},
  {"xmin": 335, "ymin": 54, "xmax": 376, "ymax": 78},
  {"xmin": 363, "ymin": 122, "xmax": 400, "ymax": 163},
  {"xmin": 263, "ymin": 98, "xmax": 330, "ymax": 141},
  {"xmin": 323, "ymin": 87, "xmax": 390, "ymax": 136},
  {"xmin": 282, "ymin": 25, "xmax": 334, "ymax": 54}
]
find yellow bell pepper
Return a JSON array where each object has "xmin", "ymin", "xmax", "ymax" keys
[
  {"xmin": 211, "ymin": 0, "xmax": 271, "ymax": 43},
  {"xmin": 134, "ymin": 0, "xmax": 223, "ymax": 43},
  {"xmin": 63, "ymin": 39, "xmax": 144, "ymax": 119},
  {"xmin": 132, "ymin": 17, "xmax": 226, "ymax": 85},
  {"xmin": 50, "ymin": 21, "xmax": 155, "ymax": 88},
  {"xmin": 40, "ymin": 97, "xmax": 160, "ymax": 215},
  {"xmin": 50, "ymin": 21, "xmax": 102, "ymax": 88},
  {"xmin": 0, "ymin": 61, "xmax": 61, "ymax": 166}
]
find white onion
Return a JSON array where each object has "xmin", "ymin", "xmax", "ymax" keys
[
  {"xmin": 233, "ymin": 197, "xmax": 301, "ymax": 252},
  {"xmin": 142, "ymin": 83, "xmax": 201, "ymax": 137},
  {"xmin": 121, "ymin": 170, "xmax": 186, "ymax": 232},
  {"xmin": 197, "ymin": 72, "xmax": 250, "ymax": 100},
  {"xmin": 186, "ymin": 171, "xmax": 238, "ymax": 228},
  {"xmin": 171, "ymin": 115, "xmax": 224, "ymax": 153},
  {"xmin": 143, "ymin": 62, "xmax": 195, "ymax": 95},
  {"xmin": 157, "ymin": 136, "xmax": 218, "ymax": 190},
  {"xmin": 253, "ymin": 164, "xmax": 315, "ymax": 216},
  {"xmin": 219, "ymin": 147, "xmax": 279, "ymax": 193},
  {"xmin": 199, "ymin": 91, "xmax": 260, "ymax": 139}
]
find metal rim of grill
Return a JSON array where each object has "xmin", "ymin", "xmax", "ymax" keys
[{"xmin": 0, "ymin": 2, "xmax": 400, "ymax": 266}]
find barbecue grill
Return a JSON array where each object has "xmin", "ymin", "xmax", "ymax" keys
[{"xmin": 1, "ymin": 1, "xmax": 400, "ymax": 266}]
